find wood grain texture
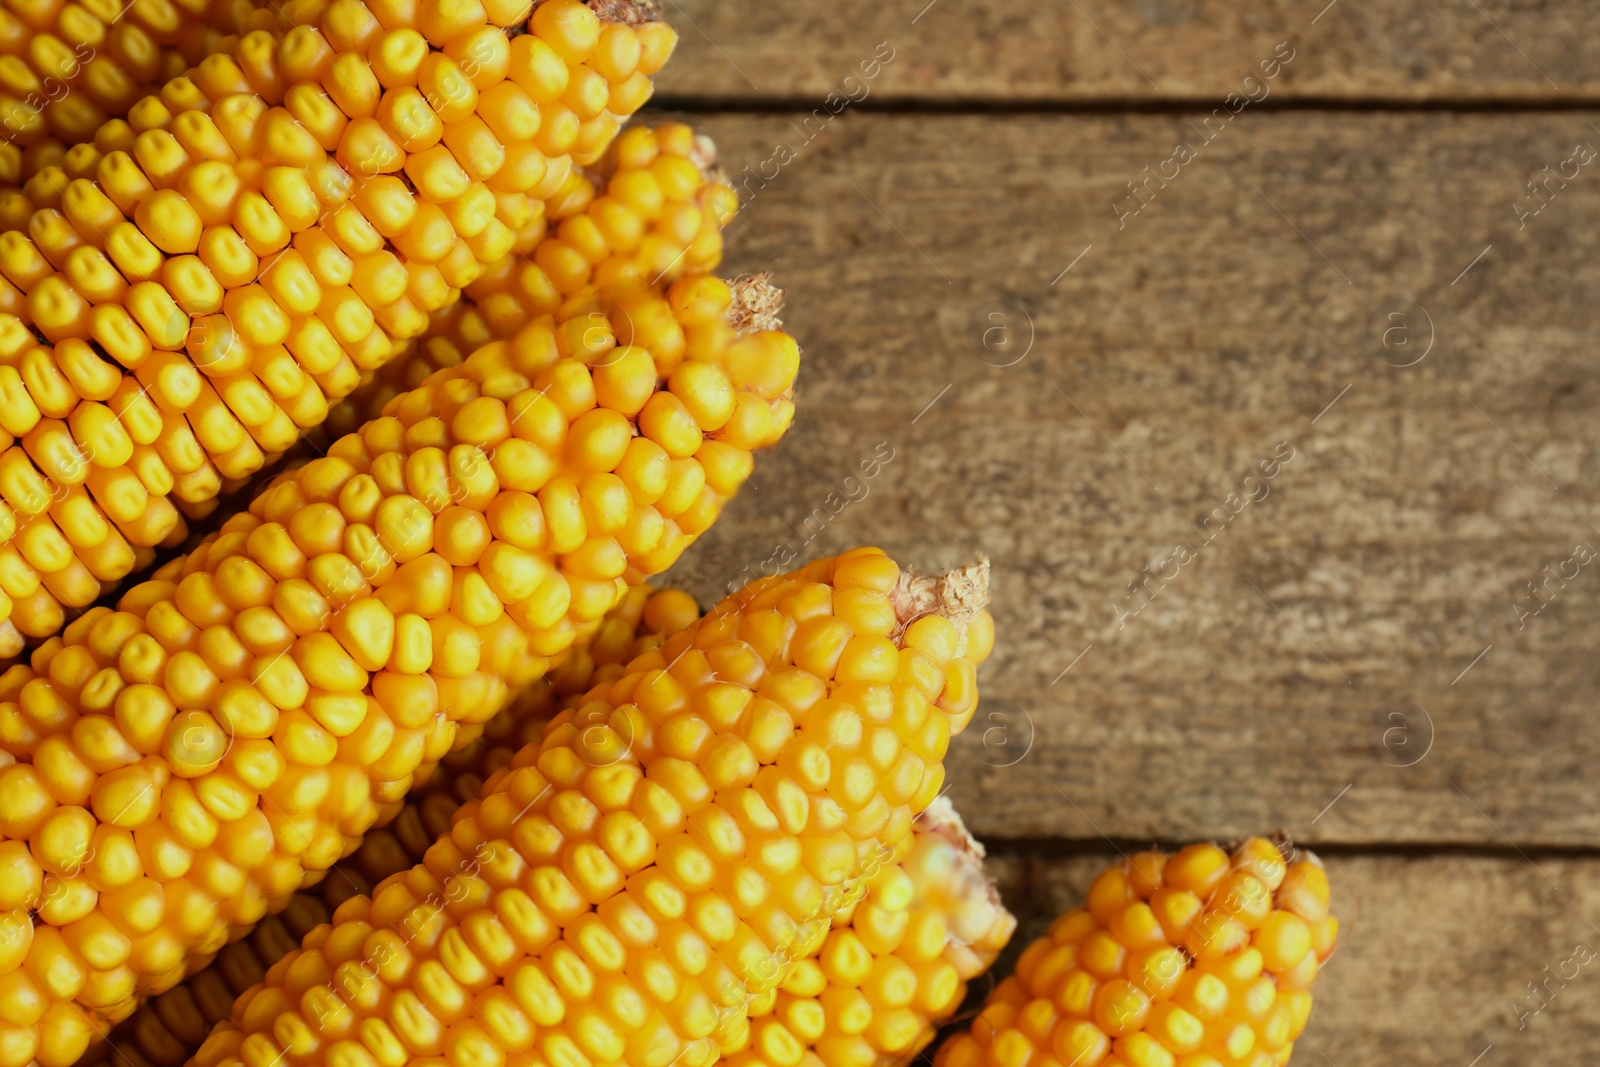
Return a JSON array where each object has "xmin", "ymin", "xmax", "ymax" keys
[
  {"xmin": 656, "ymin": 110, "xmax": 1600, "ymax": 846},
  {"xmin": 981, "ymin": 850, "xmax": 1600, "ymax": 1067},
  {"xmin": 656, "ymin": 0, "xmax": 1600, "ymax": 103}
]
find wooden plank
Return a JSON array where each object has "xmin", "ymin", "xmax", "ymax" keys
[
  {"xmin": 656, "ymin": 0, "xmax": 1600, "ymax": 104},
  {"xmin": 658, "ymin": 110, "xmax": 1600, "ymax": 846},
  {"xmin": 977, "ymin": 850, "xmax": 1600, "ymax": 1066}
]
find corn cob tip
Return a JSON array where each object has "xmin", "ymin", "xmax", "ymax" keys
[
  {"xmin": 912, "ymin": 794, "xmax": 1016, "ymax": 971},
  {"xmin": 585, "ymin": 0, "xmax": 666, "ymax": 26},
  {"xmin": 916, "ymin": 792, "xmax": 987, "ymax": 861},
  {"xmin": 690, "ymin": 134, "xmax": 721, "ymax": 177},
  {"xmin": 893, "ymin": 555, "xmax": 992, "ymax": 642},
  {"xmin": 730, "ymin": 273, "xmax": 786, "ymax": 334}
]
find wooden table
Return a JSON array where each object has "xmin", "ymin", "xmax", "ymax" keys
[{"xmin": 649, "ymin": 4, "xmax": 1600, "ymax": 1064}]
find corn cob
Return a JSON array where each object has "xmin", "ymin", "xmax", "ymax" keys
[
  {"xmin": 730, "ymin": 794, "xmax": 1016, "ymax": 1067},
  {"xmin": 182, "ymin": 549, "xmax": 993, "ymax": 1067},
  {"xmin": 76, "ymin": 582, "xmax": 701, "ymax": 1067},
  {"xmin": 935, "ymin": 838, "xmax": 1337, "ymax": 1067},
  {"xmin": 0, "ymin": 0, "xmax": 681, "ymax": 645},
  {"xmin": 221, "ymin": 0, "xmax": 674, "ymax": 173},
  {"xmin": 0, "ymin": 274, "xmax": 798, "ymax": 1057}
]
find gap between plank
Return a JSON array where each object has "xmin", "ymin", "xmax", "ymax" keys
[
  {"xmin": 650, "ymin": 94, "xmax": 1600, "ymax": 116},
  {"xmin": 975, "ymin": 838, "xmax": 1600, "ymax": 861}
]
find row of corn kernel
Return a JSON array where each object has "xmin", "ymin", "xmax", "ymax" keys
[
  {"xmin": 0, "ymin": 265, "xmax": 800, "ymax": 1053},
  {"xmin": 326, "ymin": 121, "xmax": 737, "ymax": 438},
  {"xmin": 935, "ymin": 838, "xmax": 1338, "ymax": 1067},
  {"xmin": 474, "ymin": 130, "xmax": 732, "ymax": 306},
  {"xmin": 730, "ymin": 794, "xmax": 1016, "ymax": 1067},
  {"xmin": 0, "ymin": 0, "xmax": 219, "ymax": 177},
  {"xmin": 214, "ymin": 0, "xmax": 676, "ymax": 171},
  {"xmin": 187, "ymin": 549, "xmax": 994, "ymax": 1067},
  {"xmin": 0, "ymin": 117, "xmax": 725, "ymax": 649},
  {"xmin": 74, "ymin": 582, "xmax": 702, "ymax": 1067},
  {"xmin": 456, "ymin": 122, "xmax": 734, "ymax": 338},
  {"xmin": 480, "ymin": 120, "xmax": 734, "ymax": 304}
]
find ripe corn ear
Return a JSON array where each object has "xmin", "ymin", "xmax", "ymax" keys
[
  {"xmin": 182, "ymin": 549, "xmax": 994, "ymax": 1067},
  {"xmin": 935, "ymin": 838, "xmax": 1338, "ymax": 1067},
  {"xmin": 80, "ymin": 744, "xmax": 1004, "ymax": 1067},
  {"xmin": 0, "ymin": 119, "xmax": 725, "ymax": 642},
  {"xmin": 77, "ymin": 583, "xmax": 703, "ymax": 1067},
  {"xmin": 0, "ymin": 278, "xmax": 798, "ymax": 1056}
]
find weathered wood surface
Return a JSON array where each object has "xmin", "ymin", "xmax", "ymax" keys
[
  {"xmin": 984, "ymin": 851, "xmax": 1600, "ymax": 1066},
  {"xmin": 658, "ymin": 0, "xmax": 1600, "ymax": 103},
  {"xmin": 656, "ymin": 110, "xmax": 1600, "ymax": 847}
]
